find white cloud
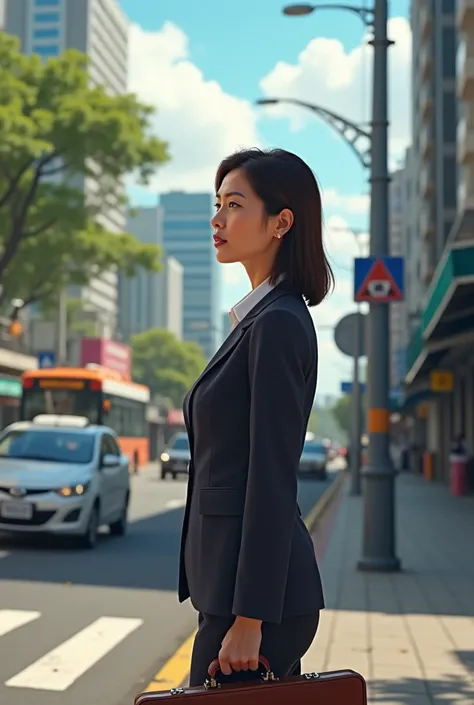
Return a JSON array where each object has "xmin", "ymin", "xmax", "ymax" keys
[
  {"xmin": 127, "ymin": 22, "xmax": 260, "ymax": 192},
  {"xmin": 323, "ymin": 189, "xmax": 370, "ymax": 216},
  {"xmin": 259, "ymin": 17, "xmax": 412, "ymax": 160}
]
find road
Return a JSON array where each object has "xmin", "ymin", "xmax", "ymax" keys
[{"xmin": 0, "ymin": 461, "xmax": 341, "ymax": 705}]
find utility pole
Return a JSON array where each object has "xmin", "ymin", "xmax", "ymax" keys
[
  {"xmin": 56, "ymin": 289, "xmax": 68, "ymax": 366},
  {"xmin": 357, "ymin": 0, "xmax": 400, "ymax": 572},
  {"xmin": 350, "ymin": 308, "xmax": 363, "ymax": 495}
]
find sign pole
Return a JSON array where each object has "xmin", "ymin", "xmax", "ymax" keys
[
  {"xmin": 358, "ymin": 0, "xmax": 401, "ymax": 572},
  {"xmin": 350, "ymin": 307, "xmax": 362, "ymax": 496}
]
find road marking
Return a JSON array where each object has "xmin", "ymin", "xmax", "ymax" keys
[
  {"xmin": 0, "ymin": 610, "xmax": 41, "ymax": 637},
  {"xmin": 0, "ymin": 550, "xmax": 9, "ymax": 559},
  {"xmin": 165, "ymin": 499, "xmax": 186, "ymax": 509},
  {"xmin": 144, "ymin": 631, "xmax": 197, "ymax": 692},
  {"xmin": 6, "ymin": 616, "xmax": 144, "ymax": 691}
]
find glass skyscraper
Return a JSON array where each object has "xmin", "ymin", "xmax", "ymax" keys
[{"xmin": 160, "ymin": 192, "xmax": 221, "ymax": 359}]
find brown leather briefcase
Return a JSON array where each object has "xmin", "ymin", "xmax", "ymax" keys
[{"xmin": 135, "ymin": 656, "xmax": 367, "ymax": 705}]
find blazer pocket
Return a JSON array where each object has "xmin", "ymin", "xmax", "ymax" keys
[{"xmin": 199, "ymin": 487, "xmax": 245, "ymax": 516}]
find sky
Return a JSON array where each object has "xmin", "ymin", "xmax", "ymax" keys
[{"xmin": 120, "ymin": 0, "xmax": 412, "ymax": 398}]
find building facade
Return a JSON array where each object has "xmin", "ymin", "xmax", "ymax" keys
[
  {"xmin": 411, "ymin": 0, "xmax": 458, "ymax": 286},
  {"xmin": 388, "ymin": 168, "xmax": 408, "ymax": 400},
  {"xmin": 5, "ymin": 0, "xmax": 129, "ymax": 337},
  {"xmin": 118, "ymin": 207, "xmax": 183, "ymax": 341},
  {"xmin": 160, "ymin": 192, "xmax": 221, "ymax": 359},
  {"xmin": 402, "ymin": 1, "xmax": 474, "ymax": 486}
]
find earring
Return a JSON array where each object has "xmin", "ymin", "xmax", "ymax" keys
[{"xmin": 276, "ymin": 233, "xmax": 282, "ymax": 239}]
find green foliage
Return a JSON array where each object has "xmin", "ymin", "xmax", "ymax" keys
[
  {"xmin": 331, "ymin": 394, "xmax": 352, "ymax": 437},
  {"xmin": 131, "ymin": 329, "xmax": 207, "ymax": 408},
  {"xmin": 0, "ymin": 33, "xmax": 169, "ymax": 307}
]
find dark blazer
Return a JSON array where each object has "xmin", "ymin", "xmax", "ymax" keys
[{"xmin": 178, "ymin": 281, "xmax": 325, "ymax": 624}]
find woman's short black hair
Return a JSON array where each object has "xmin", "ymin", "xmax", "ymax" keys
[{"xmin": 215, "ymin": 147, "xmax": 334, "ymax": 306}]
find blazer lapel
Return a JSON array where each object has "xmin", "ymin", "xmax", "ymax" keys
[{"xmin": 184, "ymin": 281, "xmax": 296, "ymax": 439}]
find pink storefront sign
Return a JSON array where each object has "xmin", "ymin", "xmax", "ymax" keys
[{"xmin": 80, "ymin": 338, "xmax": 131, "ymax": 380}]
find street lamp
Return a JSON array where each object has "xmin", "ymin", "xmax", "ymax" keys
[
  {"xmin": 256, "ymin": 98, "xmax": 371, "ymax": 169},
  {"xmin": 279, "ymin": 0, "xmax": 400, "ymax": 572},
  {"xmin": 282, "ymin": 3, "xmax": 374, "ymax": 25},
  {"xmin": 255, "ymin": 97, "xmax": 368, "ymax": 496}
]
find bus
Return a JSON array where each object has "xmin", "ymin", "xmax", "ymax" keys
[{"xmin": 20, "ymin": 365, "xmax": 150, "ymax": 469}]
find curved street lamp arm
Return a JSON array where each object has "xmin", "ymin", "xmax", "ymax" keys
[
  {"xmin": 257, "ymin": 97, "xmax": 371, "ymax": 169},
  {"xmin": 295, "ymin": 4, "xmax": 374, "ymax": 26}
]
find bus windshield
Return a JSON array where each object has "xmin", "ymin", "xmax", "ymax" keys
[{"xmin": 22, "ymin": 389, "xmax": 101, "ymax": 424}]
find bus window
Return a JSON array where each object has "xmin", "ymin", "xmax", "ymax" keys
[{"xmin": 22, "ymin": 389, "xmax": 101, "ymax": 424}]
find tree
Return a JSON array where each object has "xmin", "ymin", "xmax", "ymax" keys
[
  {"xmin": 0, "ymin": 33, "xmax": 169, "ymax": 307},
  {"xmin": 331, "ymin": 394, "xmax": 351, "ymax": 438},
  {"xmin": 131, "ymin": 329, "xmax": 207, "ymax": 408}
]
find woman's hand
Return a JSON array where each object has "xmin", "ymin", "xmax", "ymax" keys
[{"xmin": 218, "ymin": 616, "xmax": 262, "ymax": 676}]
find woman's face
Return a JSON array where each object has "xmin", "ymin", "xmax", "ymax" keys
[{"xmin": 211, "ymin": 169, "xmax": 290, "ymax": 267}]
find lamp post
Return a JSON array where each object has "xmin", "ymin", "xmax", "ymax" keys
[
  {"xmin": 272, "ymin": 0, "xmax": 400, "ymax": 571},
  {"xmin": 255, "ymin": 99, "xmax": 369, "ymax": 497}
]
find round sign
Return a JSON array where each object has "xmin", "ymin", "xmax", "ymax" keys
[{"xmin": 334, "ymin": 312, "xmax": 367, "ymax": 358}]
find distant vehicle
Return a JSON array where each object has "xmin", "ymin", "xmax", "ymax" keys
[
  {"xmin": 0, "ymin": 415, "xmax": 130, "ymax": 548},
  {"xmin": 21, "ymin": 366, "xmax": 150, "ymax": 471},
  {"xmin": 299, "ymin": 439, "xmax": 328, "ymax": 480},
  {"xmin": 160, "ymin": 433, "xmax": 190, "ymax": 480}
]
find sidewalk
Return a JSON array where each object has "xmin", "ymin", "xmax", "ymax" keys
[{"xmin": 303, "ymin": 472, "xmax": 474, "ymax": 704}]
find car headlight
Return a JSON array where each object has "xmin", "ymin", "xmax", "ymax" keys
[
  {"xmin": 160, "ymin": 453, "xmax": 170, "ymax": 462},
  {"xmin": 55, "ymin": 483, "xmax": 90, "ymax": 497}
]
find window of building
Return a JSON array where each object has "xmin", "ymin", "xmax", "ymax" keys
[
  {"xmin": 33, "ymin": 28, "xmax": 60, "ymax": 39},
  {"xmin": 164, "ymin": 220, "xmax": 211, "ymax": 231},
  {"xmin": 34, "ymin": 11, "xmax": 61, "ymax": 22},
  {"xmin": 32, "ymin": 45, "xmax": 60, "ymax": 57},
  {"xmin": 35, "ymin": 0, "xmax": 61, "ymax": 5}
]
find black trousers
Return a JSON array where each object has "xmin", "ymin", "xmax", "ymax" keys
[{"xmin": 189, "ymin": 611, "xmax": 320, "ymax": 687}]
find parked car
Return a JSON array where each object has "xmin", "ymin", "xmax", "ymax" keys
[
  {"xmin": 160, "ymin": 433, "xmax": 190, "ymax": 480},
  {"xmin": 298, "ymin": 438, "xmax": 328, "ymax": 480},
  {"xmin": 0, "ymin": 415, "xmax": 130, "ymax": 548}
]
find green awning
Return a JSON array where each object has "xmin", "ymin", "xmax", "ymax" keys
[{"xmin": 405, "ymin": 243, "xmax": 474, "ymax": 385}]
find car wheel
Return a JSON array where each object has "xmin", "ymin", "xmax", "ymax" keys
[
  {"xmin": 79, "ymin": 503, "xmax": 99, "ymax": 549},
  {"xmin": 172, "ymin": 472, "xmax": 177, "ymax": 480},
  {"xmin": 109, "ymin": 493, "xmax": 129, "ymax": 537}
]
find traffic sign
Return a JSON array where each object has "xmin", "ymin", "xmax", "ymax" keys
[
  {"xmin": 430, "ymin": 370, "xmax": 453, "ymax": 392},
  {"xmin": 334, "ymin": 312, "xmax": 367, "ymax": 358},
  {"xmin": 354, "ymin": 256, "xmax": 404, "ymax": 303},
  {"xmin": 37, "ymin": 351, "xmax": 55, "ymax": 369},
  {"xmin": 341, "ymin": 381, "xmax": 366, "ymax": 394}
]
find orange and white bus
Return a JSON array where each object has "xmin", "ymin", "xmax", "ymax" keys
[{"xmin": 20, "ymin": 365, "xmax": 150, "ymax": 469}]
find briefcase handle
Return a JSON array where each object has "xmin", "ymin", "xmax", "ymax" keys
[{"xmin": 205, "ymin": 656, "xmax": 277, "ymax": 689}]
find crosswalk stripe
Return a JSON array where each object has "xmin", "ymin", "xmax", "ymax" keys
[
  {"xmin": 0, "ymin": 610, "xmax": 41, "ymax": 637},
  {"xmin": 5, "ymin": 616, "xmax": 144, "ymax": 691},
  {"xmin": 165, "ymin": 498, "xmax": 186, "ymax": 509}
]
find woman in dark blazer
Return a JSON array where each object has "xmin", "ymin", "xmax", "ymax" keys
[{"xmin": 178, "ymin": 147, "xmax": 334, "ymax": 687}]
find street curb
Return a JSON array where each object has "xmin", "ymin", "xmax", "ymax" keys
[{"xmin": 304, "ymin": 470, "xmax": 346, "ymax": 533}]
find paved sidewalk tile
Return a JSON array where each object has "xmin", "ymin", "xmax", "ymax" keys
[{"xmin": 302, "ymin": 473, "xmax": 474, "ymax": 705}]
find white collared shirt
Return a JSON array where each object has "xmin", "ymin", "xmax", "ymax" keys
[{"xmin": 228, "ymin": 278, "xmax": 276, "ymax": 329}]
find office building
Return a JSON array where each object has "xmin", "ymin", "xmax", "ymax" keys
[
  {"xmin": 411, "ymin": 0, "xmax": 458, "ymax": 288},
  {"xmin": 388, "ymin": 168, "xmax": 407, "ymax": 398},
  {"xmin": 118, "ymin": 207, "xmax": 183, "ymax": 341},
  {"xmin": 402, "ymin": 1, "xmax": 470, "ymax": 483},
  {"xmin": 161, "ymin": 192, "xmax": 221, "ymax": 359},
  {"xmin": 5, "ymin": 0, "xmax": 129, "ymax": 337}
]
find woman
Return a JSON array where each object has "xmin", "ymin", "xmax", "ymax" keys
[{"xmin": 178, "ymin": 147, "xmax": 334, "ymax": 687}]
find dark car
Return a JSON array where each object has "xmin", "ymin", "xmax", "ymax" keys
[
  {"xmin": 298, "ymin": 439, "xmax": 328, "ymax": 480},
  {"xmin": 160, "ymin": 433, "xmax": 191, "ymax": 480}
]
